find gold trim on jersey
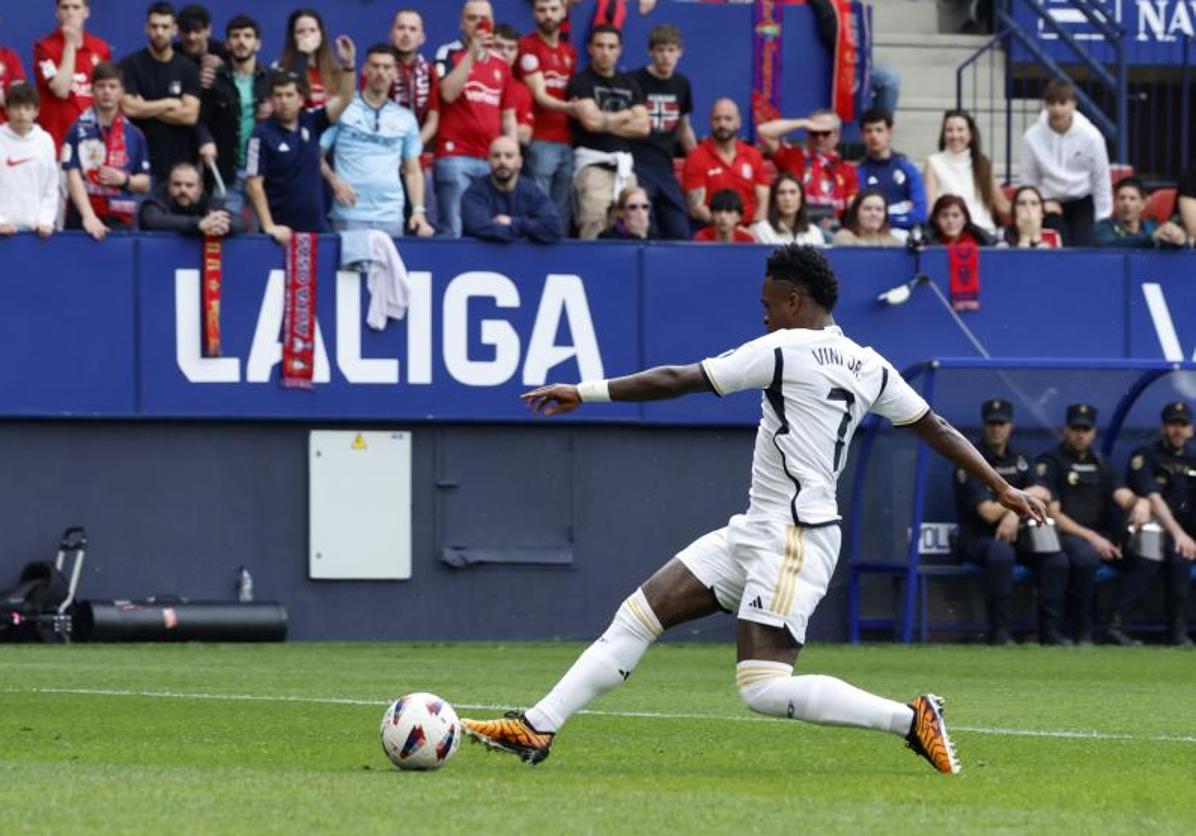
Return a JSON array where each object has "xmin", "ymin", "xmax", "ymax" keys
[{"xmin": 769, "ymin": 525, "xmax": 806, "ymax": 616}]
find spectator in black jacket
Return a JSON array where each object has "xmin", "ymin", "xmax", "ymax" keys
[
  {"xmin": 462, "ymin": 135, "xmax": 561, "ymax": 243},
  {"xmin": 139, "ymin": 160, "xmax": 245, "ymax": 236}
]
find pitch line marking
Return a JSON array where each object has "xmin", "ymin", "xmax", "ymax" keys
[{"xmin": 7, "ymin": 686, "xmax": 1196, "ymax": 746}]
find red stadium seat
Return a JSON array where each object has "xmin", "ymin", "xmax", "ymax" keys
[
  {"xmin": 995, "ymin": 184, "xmax": 1016, "ymax": 228},
  {"xmin": 1142, "ymin": 187, "xmax": 1178, "ymax": 223}
]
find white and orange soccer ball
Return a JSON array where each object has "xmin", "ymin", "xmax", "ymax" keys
[{"xmin": 380, "ymin": 692, "xmax": 461, "ymax": 770}]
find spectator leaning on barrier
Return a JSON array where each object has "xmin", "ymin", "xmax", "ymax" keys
[
  {"xmin": 831, "ymin": 189, "xmax": 901, "ymax": 247},
  {"xmin": 277, "ymin": 8, "xmax": 340, "ymax": 111},
  {"xmin": 119, "ymin": 2, "xmax": 202, "ymax": 183},
  {"xmin": 1000, "ymin": 185, "xmax": 1061, "ymax": 249},
  {"xmin": 683, "ymin": 98, "xmax": 768, "ymax": 230},
  {"xmin": 629, "ymin": 23, "xmax": 695, "ymax": 241},
  {"xmin": 62, "ymin": 62, "xmax": 151, "ymax": 239},
  {"xmin": 751, "ymin": 172, "xmax": 824, "ymax": 246},
  {"xmin": 1032, "ymin": 403, "xmax": 1151, "ymax": 645},
  {"xmin": 757, "ymin": 108, "xmax": 858, "ymax": 230},
  {"xmin": 1111, "ymin": 402, "xmax": 1196, "ymax": 647},
  {"xmin": 855, "ymin": 108, "xmax": 926, "ymax": 237},
  {"xmin": 320, "ymin": 43, "xmax": 433, "ymax": 238},
  {"xmin": 691, "ymin": 187, "xmax": 755, "ymax": 243},
  {"xmin": 927, "ymin": 194, "xmax": 995, "ymax": 247},
  {"xmin": 517, "ymin": 0, "xmax": 576, "ymax": 234},
  {"xmin": 1180, "ymin": 164, "xmax": 1196, "ymax": 243},
  {"xmin": 492, "ymin": 24, "xmax": 535, "ymax": 147},
  {"xmin": 952, "ymin": 399, "xmax": 1034, "ymax": 646},
  {"xmin": 597, "ymin": 184, "xmax": 650, "ymax": 240},
  {"xmin": 246, "ymin": 42, "xmax": 357, "ymax": 246},
  {"xmin": 1019, "ymin": 78, "xmax": 1111, "ymax": 248},
  {"xmin": 0, "ymin": 83, "xmax": 58, "ymax": 237},
  {"xmin": 387, "ymin": 9, "xmax": 439, "ymax": 147},
  {"xmin": 461, "ymin": 135, "xmax": 561, "ymax": 243},
  {"xmin": 567, "ymin": 24, "xmax": 649, "ymax": 240},
  {"xmin": 1093, "ymin": 178, "xmax": 1186, "ymax": 249},
  {"xmin": 138, "ymin": 159, "xmax": 244, "ymax": 236},
  {"xmin": 433, "ymin": 0, "xmax": 517, "ymax": 239},
  {"xmin": 34, "ymin": 0, "xmax": 112, "ymax": 151},
  {"xmin": 924, "ymin": 109, "xmax": 1006, "ymax": 238},
  {"xmin": 0, "ymin": 24, "xmax": 28, "ymax": 125}
]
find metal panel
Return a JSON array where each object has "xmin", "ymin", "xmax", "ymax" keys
[{"xmin": 309, "ymin": 431, "xmax": 412, "ymax": 580}]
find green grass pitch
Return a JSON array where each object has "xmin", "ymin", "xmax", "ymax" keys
[{"xmin": 2, "ymin": 642, "xmax": 1193, "ymax": 834}]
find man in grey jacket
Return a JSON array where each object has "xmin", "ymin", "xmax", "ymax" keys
[{"xmin": 1019, "ymin": 78, "xmax": 1111, "ymax": 247}]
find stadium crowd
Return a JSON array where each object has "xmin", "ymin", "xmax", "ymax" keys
[{"xmin": 0, "ymin": 0, "xmax": 1195, "ymax": 248}]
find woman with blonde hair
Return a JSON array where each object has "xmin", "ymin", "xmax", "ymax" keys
[
  {"xmin": 923, "ymin": 109, "xmax": 1008, "ymax": 236},
  {"xmin": 831, "ymin": 189, "xmax": 902, "ymax": 247},
  {"xmin": 598, "ymin": 186, "xmax": 652, "ymax": 240},
  {"xmin": 751, "ymin": 172, "xmax": 825, "ymax": 245}
]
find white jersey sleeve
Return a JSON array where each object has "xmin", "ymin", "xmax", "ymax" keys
[
  {"xmin": 869, "ymin": 359, "xmax": 931, "ymax": 426},
  {"xmin": 700, "ymin": 334, "xmax": 779, "ymax": 396}
]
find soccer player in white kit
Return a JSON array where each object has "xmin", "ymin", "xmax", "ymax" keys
[{"xmin": 462, "ymin": 246, "xmax": 1046, "ymax": 774}]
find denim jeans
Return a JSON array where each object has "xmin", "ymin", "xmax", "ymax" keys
[
  {"xmin": 870, "ymin": 64, "xmax": 901, "ymax": 118},
  {"xmin": 526, "ymin": 140, "xmax": 573, "ymax": 235},
  {"xmin": 433, "ymin": 155, "xmax": 490, "ymax": 238},
  {"xmin": 634, "ymin": 162, "xmax": 692, "ymax": 240}
]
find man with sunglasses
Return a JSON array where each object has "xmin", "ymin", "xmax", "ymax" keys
[
  {"xmin": 757, "ymin": 107, "xmax": 858, "ymax": 229},
  {"xmin": 1031, "ymin": 404, "xmax": 1151, "ymax": 644}
]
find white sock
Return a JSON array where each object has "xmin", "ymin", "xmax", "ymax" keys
[
  {"xmin": 736, "ymin": 661, "xmax": 914, "ymax": 736},
  {"xmin": 525, "ymin": 588, "xmax": 662, "ymax": 733}
]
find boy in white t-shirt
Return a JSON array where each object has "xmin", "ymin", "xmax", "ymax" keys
[{"xmin": 0, "ymin": 82, "xmax": 59, "ymax": 236}]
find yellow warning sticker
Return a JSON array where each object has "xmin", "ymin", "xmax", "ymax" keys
[{"xmin": 352, "ymin": 433, "xmax": 367, "ymax": 451}]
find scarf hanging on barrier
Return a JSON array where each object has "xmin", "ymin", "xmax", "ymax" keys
[
  {"xmin": 948, "ymin": 238, "xmax": 980, "ymax": 312},
  {"xmin": 282, "ymin": 232, "xmax": 318, "ymax": 389},
  {"xmin": 592, "ymin": 0, "xmax": 629, "ymax": 31},
  {"xmin": 751, "ymin": 1, "xmax": 783, "ymax": 130},
  {"xmin": 202, "ymin": 236, "xmax": 223, "ymax": 357},
  {"xmin": 828, "ymin": 0, "xmax": 860, "ymax": 123}
]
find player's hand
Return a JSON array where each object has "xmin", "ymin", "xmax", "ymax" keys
[
  {"xmin": 82, "ymin": 216, "xmax": 108, "ymax": 240},
  {"xmin": 330, "ymin": 176, "xmax": 357, "ymax": 207},
  {"xmin": 996, "ymin": 485, "xmax": 1046, "ymax": 525},
  {"xmin": 1089, "ymin": 533, "xmax": 1121, "ymax": 561},
  {"xmin": 265, "ymin": 224, "xmax": 292, "ymax": 246},
  {"xmin": 995, "ymin": 511, "xmax": 1019, "ymax": 543},
  {"xmin": 1174, "ymin": 531, "xmax": 1196, "ymax": 560},
  {"xmin": 1128, "ymin": 497, "xmax": 1152, "ymax": 527},
  {"xmin": 522, "ymin": 383, "xmax": 581, "ymax": 417},
  {"xmin": 36, "ymin": 223, "xmax": 54, "ymax": 238},
  {"xmin": 409, "ymin": 213, "xmax": 435, "ymax": 237}
]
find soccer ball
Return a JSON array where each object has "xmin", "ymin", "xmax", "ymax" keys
[{"xmin": 380, "ymin": 692, "xmax": 461, "ymax": 770}]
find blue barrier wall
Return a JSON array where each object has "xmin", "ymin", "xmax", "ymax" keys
[
  {"xmin": 1011, "ymin": 0, "xmax": 1196, "ymax": 67},
  {"xmin": 1, "ymin": 235, "xmax": 1194, "ymax": 422}
]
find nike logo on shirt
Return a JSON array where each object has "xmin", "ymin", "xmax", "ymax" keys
[{"xmin": 6, "ymin": 157, "xmax": 33, "ymax": 167}]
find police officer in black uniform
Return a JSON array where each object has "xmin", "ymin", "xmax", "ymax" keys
[
  {"xmin": 954, "ymin": 398, "xmax": 1035, "ymax": 645},
  {"xmin": 1032, "ymin": 404, "xmax": 1151, "ymax": 644},
  {"xmin": 1107, "ymin": 401, "xmax": 1196, "ymax": 646}
]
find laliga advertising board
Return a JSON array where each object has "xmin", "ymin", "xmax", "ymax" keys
[{"xmin": 136, "ymin": 237, "xmax": 641, "ymax": 421}]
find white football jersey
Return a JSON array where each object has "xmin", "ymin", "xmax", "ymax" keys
[{"xmin": 701, "ymin": 325, "xmax": 929, "ymax": 526}]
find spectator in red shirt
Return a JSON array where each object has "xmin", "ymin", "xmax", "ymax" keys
[
  {"xmin": 34, "ymin": 0, "xmax": 112, "ymax": 150},
  {"xmin": 433, "ymin": 0, "xmax": 517, "ymax": 238},
  {"xmin": 276, "ymin": 8, "xmax": 342, "ymax": 111},
  {"xmin": 692, "ymin": 188, "xmax": 755, "ymax": 243},
  {"xmin": 492, "ymin": 24, "xmax": 534, "ymax": 148},
  {"xmin": 387, "ymin": 9, "xmax": 439, "ymax": 148},
  {"xmin": 0, "ymin": 31, "xmax": 28, "ymax": 125},
  {"xmin": 682, "ymin": 98, "xmax": 769, "ymax": 229},
  {"xmin": 758, "ymin": 108, "xmax": 859, "ymax": 230},
  {"xmin": 518, "ymin": 0, "xmax": 576, "ymax": 232}
]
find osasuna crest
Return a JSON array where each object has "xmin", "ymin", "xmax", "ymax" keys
[{"xmin": 741, "ymin": 163, "xmax": 752, "ymax": 179}]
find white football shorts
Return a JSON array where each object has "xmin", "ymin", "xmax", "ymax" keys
[{"xmin": 676, "ymin": 513, "xmax": 841, "ymax": 645}]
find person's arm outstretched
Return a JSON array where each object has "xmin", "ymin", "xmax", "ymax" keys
[{"xmin": 523, "ymin": 364, "xmax": 712, "ymax": 415}]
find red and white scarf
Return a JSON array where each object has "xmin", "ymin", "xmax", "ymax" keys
[
  {"xmin": 282, "ymin": 233, "xmax": 318, "ymax": 389},
  {"xmin": 948, "ymin": 237, "xmax": 980, "ymax": 312},
  {"xmin": 202, "ymin": 237, "xmax": 223, "ymax": 357},
  {"xmin": 84, "ymin": 107, "xmax": 134, "ymax": 223}
]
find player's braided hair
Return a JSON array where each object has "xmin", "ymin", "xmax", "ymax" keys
[{"xmin": 765, "ymin": 245, "xmax": 839, "ymax": 312}]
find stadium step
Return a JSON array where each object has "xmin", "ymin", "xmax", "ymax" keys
[{"xmin": 869, "ymin": 0, "xmax": 941, "ymax": 36}]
